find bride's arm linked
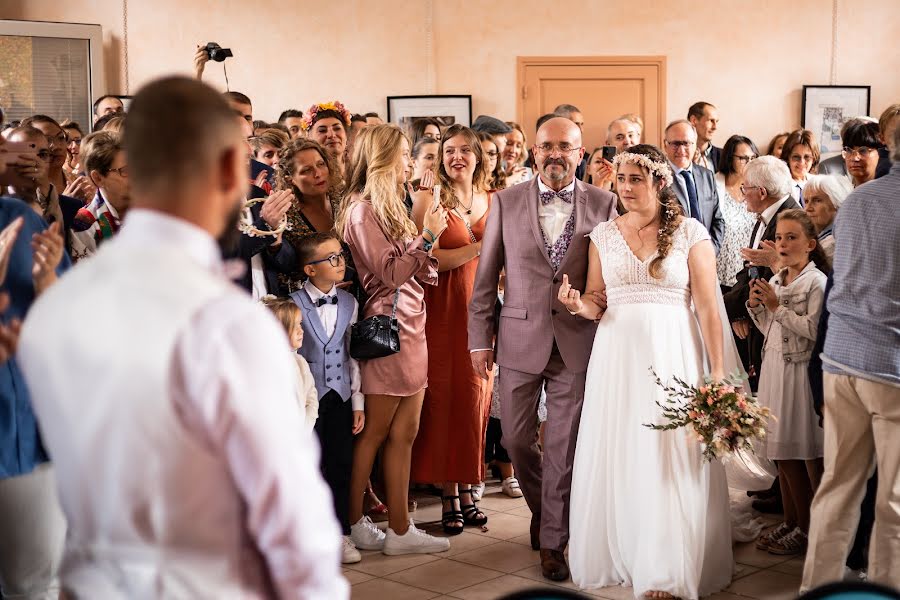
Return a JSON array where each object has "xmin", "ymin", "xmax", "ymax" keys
[
  {"xmin": 557, "ymin": 243, "xmax": 607, "ymax": 321},
  {"xmin": 688, "ymin": 239, "xmax": 726, "ymax": 381}
]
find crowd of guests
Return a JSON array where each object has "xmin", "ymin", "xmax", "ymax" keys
[{"xmin": 0, "ymin": 53, "xmax": 898, "ymax": 597}]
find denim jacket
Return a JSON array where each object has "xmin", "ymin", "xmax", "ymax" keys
[{"xmin": 747, "ymin": 261, "xmax": 827, "ymax": 363}]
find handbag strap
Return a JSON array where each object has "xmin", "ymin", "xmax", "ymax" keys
[{"xmin": 389, "ymin": 289, "xmax": 400, "ymax": 320}]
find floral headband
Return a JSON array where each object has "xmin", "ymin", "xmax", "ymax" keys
[
  {"xmin": 613, "ymin": 152, "xmax": 674, "ymax": 188},
  {"xmin": 301, "ymin": 101, "xmax": 352, "ymax": 131}
]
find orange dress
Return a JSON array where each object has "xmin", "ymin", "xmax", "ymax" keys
[{"xmin": 411, "ymin": 200, "xmax": 495, "ymax": 485}]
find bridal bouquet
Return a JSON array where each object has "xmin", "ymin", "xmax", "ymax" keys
[{"xmin": 644, "ymin": 369, "xmax": 772, "ymax": 462}]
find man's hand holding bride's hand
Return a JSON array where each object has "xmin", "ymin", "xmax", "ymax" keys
[{"xmin": 557, "ymin": 274, "xmax": 584, "ymax": 315}]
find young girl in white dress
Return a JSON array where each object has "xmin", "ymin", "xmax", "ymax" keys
[
  {"xmin": 747, "ymin": 209, "xmax": 828, "ymax": 556},
  {"xmin": 559, "ymin": 145, "xmax": 733, "ymax": 599},
  {"xmin": 261, "ymin": 296, "xmax": 319, "ymax": 429}
]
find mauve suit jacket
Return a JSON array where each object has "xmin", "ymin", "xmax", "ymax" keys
[{"xmin": 468, "ymin": 178, "xmax": 618, "ymax": 375}]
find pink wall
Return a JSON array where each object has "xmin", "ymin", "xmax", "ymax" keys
[{"xmin": 3, "ymin": 0, "xmax": 898, "ymax": 151}]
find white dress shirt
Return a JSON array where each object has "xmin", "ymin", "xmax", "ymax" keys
[
  {"xmin": 302, "ymin": 280, "xmax": 365, "ymax": 412},
  {"xmin": 18, "ymin": 209, "xmax": 348, "ymax": 599},
  {"xmin": 752, "ymin": 196, "xmax": 790, "ymax": 249},
  {"xmin": 536, "ymin": 177, "xmax": 576, "ymax": 245},
  {"xmin": 242, "ymin": 204, "xmax": 269, "ymax": 301}
]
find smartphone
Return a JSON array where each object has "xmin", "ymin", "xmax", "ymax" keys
[
  {"xmin": 0, "ymin": 141, "xmax": 38, "ymax": 167},
  {"xmin": 432, "ymin": 184, "xmax": 441, "ymax": 210},
  {"xmin": 748, "ymin": 266, "xmax": 760, "ymax": 281},
  {"xmin": 601, "ymin": 145, "xmax": 616, "ymax": 162}
]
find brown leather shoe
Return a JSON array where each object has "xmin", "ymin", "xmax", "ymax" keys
[
  {"xmin": 539, "ymin": 548, "xmax": 569, "ymax": 581},
  {"xmin": 530, "ymin": 514, "xmax": 540, "ymax": 550}
]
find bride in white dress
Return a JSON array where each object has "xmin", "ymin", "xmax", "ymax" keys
[{"xmin": 559, "ymin": 145, "xmax": 733, "ymax": 599}]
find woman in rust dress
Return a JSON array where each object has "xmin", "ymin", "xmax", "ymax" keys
[
  {"xmin": 339, "ymin": 124, "xmax": 453, "ymax": 554},
  {"xmin": 410, "ymin": 125, "xmax": 494, "ymax": 535}
]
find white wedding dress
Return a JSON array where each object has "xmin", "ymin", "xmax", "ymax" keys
[{"xmin": 569, "ymin": 219, "xmax": 733, "ymax": 599}]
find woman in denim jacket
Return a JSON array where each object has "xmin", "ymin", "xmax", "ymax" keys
[{"xmin": 747, "ymin": 209, "xmax": 828, "ymax": 557}]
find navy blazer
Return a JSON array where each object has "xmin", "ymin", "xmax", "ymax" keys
[
  {"xmin": 1, "ymin": 196, "xmax": 71, "ymax": 478},
  {"xmin": 671, "ymin": 163, "xmax": 725, "ymax": 252}
]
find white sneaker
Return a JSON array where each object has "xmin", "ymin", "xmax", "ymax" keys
[
  {"xmin": 471, "ymin": 481, "xmax": 485, "ymax": 501},
  {"xmin": 383, "ymin": 519, "xmax": 451, "ymax": 555},
  {"xmin": 501, "ymin": 476, "xmax": 524, "ymax": 498},
  {"xmin": 350, "ymin": 516, "xmax": 386, "ymax": 550},
  {"xmin": 341, "ymin": 536, "xmax": 361, "ymax": 564}
]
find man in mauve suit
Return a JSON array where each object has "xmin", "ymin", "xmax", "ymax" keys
[{"xmin": 468, "ymin": 117, "xmax": 617, "ymax": 581}]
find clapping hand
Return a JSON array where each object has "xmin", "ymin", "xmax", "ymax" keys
[
  {"xmin": 741, "ymin": 241, "xmax": 779, "ymax": 270},
  {"xmin": 63, "ymin": 175, "xmax": 96, "ymax": 203},
  {"xmin": 749, "ymin": 278, "xmax": 778, "ymax": 312},
  {"xmin": 32, "ymin": 221, "xmax": 64, "ymax": 294},
  {"xmin": 557, "ymin": 274, "xmax": 584, "ymax": 315},
  {"xmin": 0, "ymin": 217, "xmax": 23, "ymax": 284}
]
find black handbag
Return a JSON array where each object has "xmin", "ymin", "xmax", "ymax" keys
[{"xmin": 349, "ymin": 289, "xmax": 400, "ymax": 360}]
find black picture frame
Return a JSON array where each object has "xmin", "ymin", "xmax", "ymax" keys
[
  {"xmin": 801, "ymin": 85, "xmax": 871, "ymax": 154},
  {"xmin": 386, "ymin": 95, "xmax": 473, "ymax": 129}
]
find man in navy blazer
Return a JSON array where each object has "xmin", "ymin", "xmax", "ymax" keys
[{"xmin": 664, "ymin": 120, "xmax": 725, "ymax": 252}]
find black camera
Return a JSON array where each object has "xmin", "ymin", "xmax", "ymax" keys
[{"xmin": 204, "ymin": 42, "xmax": 233, "ymax": 62}]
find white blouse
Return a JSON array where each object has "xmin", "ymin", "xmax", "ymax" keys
[{"xmin": 715, "ymin": 174, "xmax": 757, "ymax": 287}]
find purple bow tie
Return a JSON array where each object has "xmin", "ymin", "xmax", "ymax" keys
[{"xmin": 539, "ymin": 188, "xmax": 574, "ymax": 205}]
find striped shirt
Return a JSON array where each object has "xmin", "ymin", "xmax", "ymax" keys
[{"xmin": 822, "ymin": 162, "xmax": 900, "ymax": 387}]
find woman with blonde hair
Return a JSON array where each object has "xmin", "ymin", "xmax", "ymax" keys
[
  {"xmin": 502, "ymin": 121, "xmax": 533, "ymax": 186},
  {"xmin": 409, "ymin": 124, "xmax": 493, "ymax": 534},
  {"xmin": 338, "ymin": 124, "xmax": 452, "ymax": 555}
]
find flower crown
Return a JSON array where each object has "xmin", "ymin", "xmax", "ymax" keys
[
  {"xmin": 301, "ymin": 101, "xmax": 352, "ymax": 131},
  {"xmin": 613, "ymin": 151, "xmax": 674, "ymax": 188}
]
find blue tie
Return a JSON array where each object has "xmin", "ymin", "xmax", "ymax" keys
[{"xmin": 680, "ymin": 170, "xmax": 702, "ymax": 220}]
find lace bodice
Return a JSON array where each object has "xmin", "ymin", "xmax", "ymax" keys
[{"xmin": 589, "ymin": 218, "xmax": 711, "ymax": 307}]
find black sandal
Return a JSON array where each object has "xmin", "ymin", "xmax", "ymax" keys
[
  {"xmin": 441, "ymin": 495, "xmax": 464, "ymax": 536},
  {"xmin": 459, "ymin": 487, "xmax": 488, "ymax": 526}
]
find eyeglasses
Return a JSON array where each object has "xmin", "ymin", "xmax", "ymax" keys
[
  {"xmin": 108, "ymin": 165, "xmax": 128, "ymax": 177},
  {"xmin": 740, "ymin": 184, "xmax": 763, "ymax": 195},
  {"xmin": 665, "ymin": 140, "xmax": 694, "ymax": 149},
  {"xmin": 734, "ymin": 155, "xmax": 756, "ymax": 164},
  {"xmin": 789, "ymin": 154, "xmax": 814, "ymax": 163},
  {"xmin": 535, "ymin": 143, "xmax": 580, "ymax": 156},
  {"xmin": 841, "ymin": 146, "xmax": 877, "ymax": 159},
  {"xmin": 307, "ymin": 252, "xmax": 345, "ymax": 267},
  {"xmin": 46, "ymin": 132, "xmax": 67, "ymax": 148}
]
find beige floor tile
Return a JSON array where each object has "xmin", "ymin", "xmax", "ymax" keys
[
  {"xmin": 350, "ymin": 577, "xmax": 440, "ymax": 600},
  {"xmin": 512, "ymin": 564, "xmax": 608, "ymax": 597},
  {"xmin": 343, "ymin": 567, "xmax": 375, "ymax": 585},
  {"xmin": 451, "ymin": 541, "xmax": 541, "ymax": 574},
  {"xmin": 443, "ymin": 531, "xmax": 504, "ymax": 557},
  {"xmin": 447, "ymin": 574, "xmax": 547, "ymax": 599},
  {"xmin": 733, "ymin": 562, "xmax": 761, "ymax": 580},
  {"xmin": 476, "ymin": 512, "xmax": 532, "ymax": 541},
  {"xmin": 386, "ymin": 557, "xmax": 504, "ymax": 594},
  {"xmin": 726, "ymin": 569, "xmax": 802, "ymax": 600},
  {"xmin": 507, "ymin": 533, "xmax": 537, "ymax": 548},
  {"xmin": 349, "ymin": 551, "xmax": 441, "ymax": 577},
  {"xmin": 505, "ymin": 504, "xmax": 534, "ymax": 518},
  {"xmin": 770, "ymin": 556, "xmax": 806, "ymax": 576},
  {"xmin": 733, "ymin": 541, "xmax": 793, "ymax": 568},
  {"xmin": 474, "ymin": 492, "xmax": 528, "ymax": 512}
]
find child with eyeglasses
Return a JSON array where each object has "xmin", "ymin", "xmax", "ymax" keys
[{"xmin": 289, "ymin": 231, "xmax": 366, "ymax": 564}]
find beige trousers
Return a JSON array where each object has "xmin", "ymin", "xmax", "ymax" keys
[
  {"xmin": 0, "ymin": 464, "xmax": 66, "ymax": 600},
  {"xmin": 802, "ymin": 373, "xmax": 900, "ymax": 590}
]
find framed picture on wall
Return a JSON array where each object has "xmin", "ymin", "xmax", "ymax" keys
[
  {"xmin": 802, "ymin": 85, "xmax": 871, "ymax": 154},
  {"xmin": 387, "ymin": 95, "xmax": 472, "ymax": 131}
]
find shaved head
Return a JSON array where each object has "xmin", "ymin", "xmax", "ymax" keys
[
  {"xmin": 534, "ymin": 117, "xmax": 584, "ymax": 189},
  {"xmin": 536, "ymin": 116, "xmax": 582, "ymax": 147},
  {"xmin": 125, "ymin": 76, "xmax": 242, "ymax": 197}
]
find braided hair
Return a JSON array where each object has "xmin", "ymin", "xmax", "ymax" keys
[{"xmin": 620, "ymin": 144, "xmax": 684, "ymax": 279}]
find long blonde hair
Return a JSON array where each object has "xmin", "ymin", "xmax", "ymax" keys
[{"xmin": 337, "ymin": 124, "xmax": 418, "ymax": 241}]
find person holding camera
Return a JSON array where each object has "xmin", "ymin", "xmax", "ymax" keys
[{"xmin": 723, "ymin": 156, "xmax": 800, "ymax": 389}]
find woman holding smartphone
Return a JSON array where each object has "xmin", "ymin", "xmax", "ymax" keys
[{"xmin": 338, "ymin": 124, "xmax": 451, "ymax": 555}]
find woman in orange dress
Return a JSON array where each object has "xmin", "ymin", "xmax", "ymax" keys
[{"xmin": 410, "ymin": 125, "xmax": 494, "ymax": 535}]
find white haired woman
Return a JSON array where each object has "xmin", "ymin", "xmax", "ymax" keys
[{"xmin": 801, "ymin": 175, "xmax": 853, "ymax": 263}]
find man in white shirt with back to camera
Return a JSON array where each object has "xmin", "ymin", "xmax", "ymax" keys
[{"xmin": 18, "ymin": 76, "xmax": 348, "ymax": 599}]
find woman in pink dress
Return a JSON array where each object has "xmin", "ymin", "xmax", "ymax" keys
[{"xmin": 339, "ymin": 124, "xmax": 453, "ymax": 556}]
